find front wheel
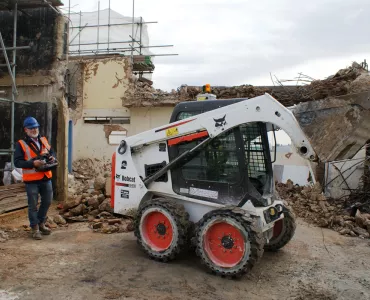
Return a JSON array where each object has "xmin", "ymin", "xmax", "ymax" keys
[
  {"xmin": 264, "ymin": 207, "xmax": 296, "ymax": 251},
  {"xmin": 134, "ymin": 198, "xmax": 189, "ymax": 262},
  {"xmin": 194, "ymin": 208, "xmax": 264, "ymax": 278}
]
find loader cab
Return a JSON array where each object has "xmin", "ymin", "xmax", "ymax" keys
[{"xmin": 168, "ymin": 99, "xmax": 275, "ymax": 208}]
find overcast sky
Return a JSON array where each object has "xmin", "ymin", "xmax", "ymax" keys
[{"xmin": 65, "ymin": 0, "xmax": 369, "ymax": 91}]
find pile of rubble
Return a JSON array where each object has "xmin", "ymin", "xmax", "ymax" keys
[
  {"xmin": 122, "ymin": 81, "xmax": 284, "ymax": 108},
  {"xmin": 279, "ymin": 62, "xmax": 370, "ymax": 106},
  {"xmin": 277, "ymin": 180, "xmax": 370, "ymax": 239},
  {"xmin": 0, "ymin": 230, "xmax": 9, "ymax": 243},
  {"xmin": 60, "ymin": 162, "xmax": 134, "ymax": 234},
  {"xmin": 122, "ymin": 62, "xmax": 370, "ymax": 108}
]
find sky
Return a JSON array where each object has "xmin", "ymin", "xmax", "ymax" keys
[
  {"xmin": 64, "ymin": 0, "xmax": 369, "ymax": 91},
  {"xmin": 63, "ymin": 0, "xmax": 370, "ymax": 144}
]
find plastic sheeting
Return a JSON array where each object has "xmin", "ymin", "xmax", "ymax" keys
[{"xmin": 69, "ymin": 9, "xmax": 153, "ymax": 57}]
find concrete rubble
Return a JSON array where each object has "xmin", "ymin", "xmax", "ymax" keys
[
  {"xmin": 122, "ymin": 62, "xmax": 370, "ymax": 108},
  {"xmin": 277, "ymin": 180, "xmax": 370, "ymax": 239},
  {"xmin": 62, "ymin": 163, "xmax": 134, "ymax": 234},
  {"xmin": 0, "ymin": 230, "xmax": 9, "ymax": 243}
]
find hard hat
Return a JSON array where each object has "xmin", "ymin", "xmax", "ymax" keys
[{"xmin": 23, "ymin": 117, "xmax": 40, "ymax": 129}]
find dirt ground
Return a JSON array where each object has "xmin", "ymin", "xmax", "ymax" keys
[{"xmin": 0, "ymin": 208, "xmax": 370, "ymax": 300}]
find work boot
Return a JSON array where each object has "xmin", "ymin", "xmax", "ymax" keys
[
  {"xmin": 39, "ymin": 223, "xmax": 51, "ymax": 235},
  {"xmin": 31, "ymin": 225, "xmax": 42, "ymax": 240}
]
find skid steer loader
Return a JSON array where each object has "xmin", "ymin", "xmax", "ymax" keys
[{"xmin": 110, "ymin": 88, "xmax": 370, "ymax": 277}]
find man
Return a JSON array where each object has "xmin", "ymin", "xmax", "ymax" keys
[{"xmin": 14, "ymin": 117, "xmax": 56, "ymax": 240}]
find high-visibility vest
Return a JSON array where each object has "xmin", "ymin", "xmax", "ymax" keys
[{"xmin": 18, "ymin": 137, "xmax": 53, "ymax": 182}]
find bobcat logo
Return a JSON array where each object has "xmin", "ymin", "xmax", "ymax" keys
[{"xmin": 213, "ymin": 115, "xmax": 227, "ymax": 128}]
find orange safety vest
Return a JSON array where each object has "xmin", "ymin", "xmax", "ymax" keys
[{"xmin": 18, "ymin": 137, "xmax": 53, "ymax": 182}]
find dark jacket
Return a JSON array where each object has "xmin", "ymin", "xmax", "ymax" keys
[{"xmin": 14, "ymin": 135, "xmax": 56, "ymax": 182}]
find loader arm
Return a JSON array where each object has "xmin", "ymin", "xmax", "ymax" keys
[
  {"xmin": 127, "ymin": 93, "xmax": 316, "ymax": 162},
  {"xmin": 112, "ymin": 93, "xmax": 315, "ymax": 222}
]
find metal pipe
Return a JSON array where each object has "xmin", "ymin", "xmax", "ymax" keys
[
  {"xmin": 0, "ymin": 152, "xmax": 13, "ymax": 156},
  {"xmin": 11, "ymin": 2, "xmax": 18, "ymax": 168},
  {"xmin": 69, "ymin": 23, "xmax": 88, "ymax": 45},
  {"xmin": 71, "ymin": 21, "xmax": 157, "ymax": 29},
  {"xmin": 108, "ymin": 0, "xmax": 111, "ymax": 54},
  {"xmin": 131, "ymin": 0, "xmax": 135, "ymax": 63},
  {"xmin": 68, "ymin": 120, "xmax": 73, "ymax": 173},
  {"xmin": 142, "ymin": 54, "xmax": 179, "ymax": 57},
  {"xmin": 0, "ymin": 32, "xmax": 17, "ymax": 94},
  {"xmin": 0, "ymin": 46, "xmax": 30, "ymax": 51},
  {"xmin": 139, "ymin": 17, "xmax": 143, "ymax": 55},
  {"xmin": 78, "ymin": 10, "xmax": 81, "ymax": 53},
  {"xmin": 43, "ymin": 0, "xmax": 61, "ymax": 15},
  {"xmin": 70, "ymin": 40, "xmax": 135, "ymax": 47},
  {"xmin": 69, "ymin": 50, "xmax": 178, "ymax": 57},
  {"xmin": 97, "ymin": 1, "xmax": 100, "ymax": 52},
  {"xmin": 70, "ymin": 44, "xmax": 174, "ymax": 51},
  {"xmin": 0, "ymin": 97, "xmax": 30, "ymax": 105},
  {"xmin": 135, "ymin": 45, "xmax": 174, "ymax": 49}
]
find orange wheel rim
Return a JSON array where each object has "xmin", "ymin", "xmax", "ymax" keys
[
  {"xmin": 273, "ymin": 219, "xmax": 283, "ymax": 238},
  {"xmin": 142, "ymin": 211, "xmax": 173, "ymax": 251},
  {"xmin": 203, "ymin": 221, "xmax": 245, "ymax": 268}
]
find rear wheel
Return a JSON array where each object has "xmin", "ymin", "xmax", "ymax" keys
[
  {"xmin": 194, "ymin": 208, "xmax": 264, "ymax": 278},
  {"xmin": 135, "ymin": 198, "xmax": 189, "ymax": 262},
  {"xmin": 264, "ymin": 207, "xmax": 296, "ymax": 251}
]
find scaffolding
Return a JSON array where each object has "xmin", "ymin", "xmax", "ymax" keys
[
  {"xmin": 67, "ymin": 0, "xmax": 178, "ymax": 79},
  {"xmin": 0, "ymin": 0, "xmax": 63, "ymax": 169}
]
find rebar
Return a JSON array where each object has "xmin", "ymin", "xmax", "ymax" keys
[{"xmin": 10, "ymin": 2, "xmax": 18, "ymax": 167}]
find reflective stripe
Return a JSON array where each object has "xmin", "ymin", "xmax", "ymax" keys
[
  {"xmin": 40, "ymin": 137, "xmax": 51, "ymax": 151},
  {"xmin": 18, "ymin": 140, "xmax": 32, "ymax": 160},
  {"xmin": 22, "ymin": 169, "xmax": 37, "ymax": 174}
]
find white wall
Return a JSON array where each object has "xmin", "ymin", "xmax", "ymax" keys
[
  {"xmin": 325, "ymin": 149, "xmax": 365, "ymax": 198},
  {"xmin": 73, "ymin": 106, "xmax": 174, "ymax": 161},
  {"xmin": 271, "ymin": 145, "xmax": 311, "ymax": 186}
]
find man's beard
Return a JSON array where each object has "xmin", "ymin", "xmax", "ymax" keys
[{"xmin": 28, "ymin": 131, "xmax": 39, "ymax": 138}]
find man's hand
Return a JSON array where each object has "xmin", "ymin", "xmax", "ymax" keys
[
  {"xmin": 33, "ymin": 160, "xmax": 46, "ymax": 168},
  {"xmin": 48, "ymin": 156, "xmax": 56, "ymax": 162}
]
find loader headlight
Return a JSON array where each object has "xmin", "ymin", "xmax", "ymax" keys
[
  {"xmin": 264, "ymin": 206, "xmax": 282, "ymax": 223},
  {"xmin": 269, "ymin": 207, "xmax": 277, "ymax": 216}
]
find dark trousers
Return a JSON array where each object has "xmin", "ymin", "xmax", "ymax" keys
[{"xmin": 25, "ymin": 180, "xmax": 53, "ymax": 227}]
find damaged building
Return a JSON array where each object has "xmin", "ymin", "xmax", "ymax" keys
[
  {"xmin": 0, "ymin": 1, "xmax": 370, "ymax": 219},
  {"xmin": 66, "ymin": 8, "xmax": 173, "ymax": 164},
  {"xmin": 0, "ymin": 0, "xmax": 69, "ymax": 207},
  {"xmin": 0, "ymin": 3, "xmax": 176, "ymax": 210}
]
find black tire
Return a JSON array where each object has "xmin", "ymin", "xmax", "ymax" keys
[
  {"xmin": 264, "ymin": 207, "xmax": 296, "ymax": 251},
  {"xmin": 134, "ymin": 198, "xmax": 189, "ymax": 262},
  {"xmin": 194, "ymin": 207, "xmax": 264, "ymax": 278}
]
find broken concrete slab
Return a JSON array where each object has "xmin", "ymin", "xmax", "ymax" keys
[{"xmin": 292, "ymin": 91, "xmax": 370, "ymax": 162}]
